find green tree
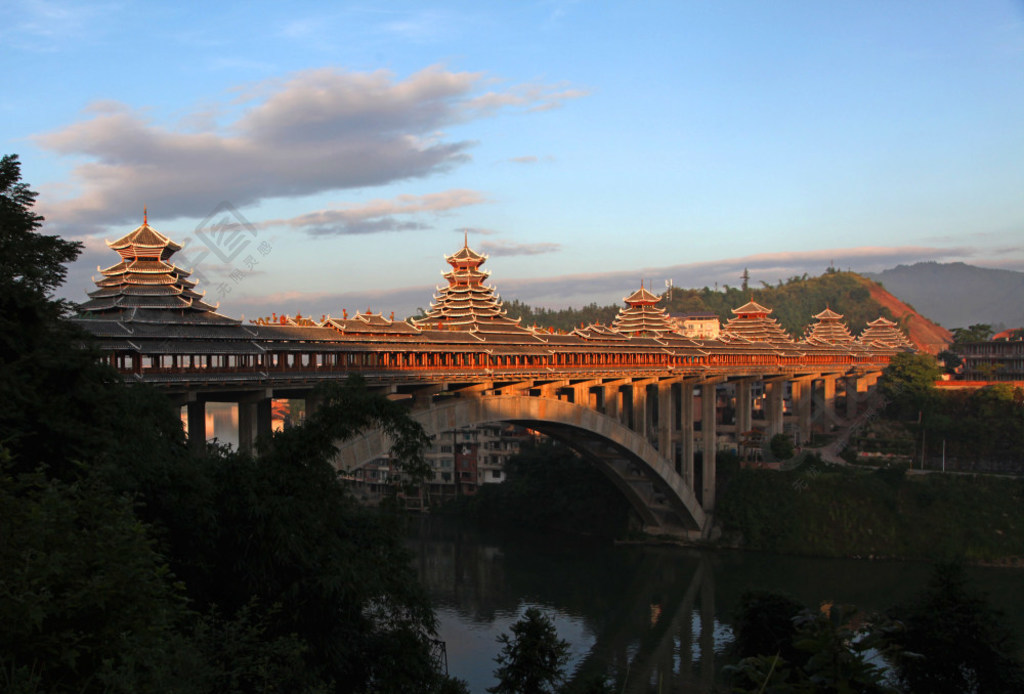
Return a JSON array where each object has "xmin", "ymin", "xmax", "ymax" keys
[
  {"xmin": 0, "ymin": 154, "xmax": 81, "ymax": 297},
  {"xmin": 489, "ymin": 607, "xmax": 570, "ymax": 694},
  {"xmin": 731, "ymin": 590, "xmax": 806, "ymax": 667},
  {"xmin": 887, "ymin": 561, "xmax": 1024, "ymax": 694},
  {"xmin": 952, "ymin": 323, "xmax": 993, "ymax": 343},
  {"xmin": 0, "ymin": 156, "xmax": 460, "ymax": 693},
  {"xmin": 460, "ymin": 440, "xmax": 631, "ymax": 538},
  {"xmin": 726, "ymin": 603, "xmax": 899, "ymax": 694},
  {"xmin": 769, "ymin": 433, "xmax": 795, "ymax": 460},
  {"xmin": 0, "ymin": 457, "xmax": 203, "ymax": 694},
  {"xmin": 878, "ymin": 352, "xmax": 941, "ymax": 418},
  {"xmin": 936, "ymin": 348, "xmax": 963, "ymax": 375}
]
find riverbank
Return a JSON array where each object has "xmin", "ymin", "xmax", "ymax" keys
[{"xmin": 714, "ymin": 459, "xmax": 1024, "ymax": 563}]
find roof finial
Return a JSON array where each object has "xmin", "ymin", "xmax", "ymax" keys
[
  {"xmin": 143, "ymin": 206, "xmax": 148, "ymax": 225},
  {"xmin": 464, "ymin": 229, "xmax": 468, "ymax": 249}
]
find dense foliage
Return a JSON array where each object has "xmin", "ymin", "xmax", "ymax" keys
[
  {"xmin": 726, "ymin": 563, "xmax": 1024, "ymax": 694},
  {"xmin": 887, "ymin": 562, "xmax": 1024, "ymax": 693},
  {"xmin": 447, "ymin": 440, "xmax": 633, "ymax": 539},
  {"xmin": 876, "ymin": 353, "xmax": 1024, "ymax": 471},
  {"xmin": 489, "ymin": 607, "xmax": 570, "ymax": 694},
  {"xmin": 716, "ymin": 458, "xmax": 1024, "ymax": 560},
  {"xmin": 0, "ymin": 155, "xmax": 464, "ymax": 693}
]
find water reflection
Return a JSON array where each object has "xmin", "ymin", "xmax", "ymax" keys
[
  {"xmin": 409, "ymin": 516, "xmax": 1024, "ymax": 693},
  {"xmin": 410, "ymin": 517, "xmax": 729, "ymax": 692}
]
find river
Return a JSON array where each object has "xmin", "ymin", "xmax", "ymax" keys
[{"xmin": 408, "ymin": 515, "xmax": 1024, "ymax": 693}]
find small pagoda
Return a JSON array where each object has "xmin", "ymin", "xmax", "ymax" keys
[
  {"xmin": 720, "ymin": 299, "xmax": 794, "ymax": 344},
  {"xmin": 413, "ymin": 239, "xmax": 528, "ymax": 334},
  {"xmin": 858, "ymin": 317, "xmax": 914, "ymax": 350},
  {"xmin": 802, "ymin": 307, "xmax": 856, "ymax": 346},
  {"xmin": 610, "ymin": 285, "xmax": 679, "ymax": 337},
  {"xmin": 78, "ymin": 213, "xmax": 237, "ymax": 325}
]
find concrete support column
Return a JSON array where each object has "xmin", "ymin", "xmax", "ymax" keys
[
  {"xmin": 239, "ymin": 396, "xmax": 274, "ymax": 455},
  {"xmin": 187, "ymin": 400, "xmax": 206, "ymax": 453},
  {"xmin": 765, "ymin": 380, "xmax": 784, "ymax": 439},
  {"xmin": 411, "ymin": 384, "xmax": 444, "ymax": 408},
  {"xmin": 850, "ymin": 376, "xmax": 870, "ymax": 416},
  {"xmin": 701, "ymin": 383, "xmax": 716, "ymax": 512},
  {"xmin": 305, "ymin": 392, "xmax": 323, "ymax": 421},
  {"xmin": 681, "ymin": 382, "xmax": 694, "ymax": 488},
  {"xmin": 238, "ymin": 401, "xmax": 257, "ymax": 455},
  {"xmin": 657, "ymin": 383, "xmax": 672, "ymax": 455},
  {"xmin": 795, "ymin": 377, "xmax": 813, "ymax": 446},
  {"xmin": 632, "ymin": 383, "xmax": 647, "ymax": 437},
  {"xmin": 571, "ymin": 383, "xmax": 588, "ymax": 406},
  {"xmin": 735, "ymin": 379, "xmax": 752, "ymax": 436},
  {"xmin": 603, "ymin": 383, "xmax": 621, "ymax": 422},
  {"xmin": 822, "ymin": 376, "xmax": 837, "ymax": 426}
]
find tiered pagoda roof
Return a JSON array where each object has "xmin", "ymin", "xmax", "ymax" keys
[
  {"xmin": 858, "ymin": 317, "xmax": 914, "ymax": 350},
  {"xmin": 720, "ymin": 300, "xmax": 794, "ymax": 345},
  {"xmin": 802, "ymin": 307, "xmax": 856, "ymax": 346},
  {"xmin": 78, "ymin": 213, "xmax": 237, "ymax": 325},
  {"xmin": 611, "ymin": 286, "xmax": 680, "ymax": 337},
  {"xmin": 413, "ymin": 240, "xmax": 530, "ymax": 335}
]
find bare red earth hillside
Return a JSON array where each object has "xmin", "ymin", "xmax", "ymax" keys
[{"xmin": 856, "ymin": 275, "xmax": 952, "ymax": 354}]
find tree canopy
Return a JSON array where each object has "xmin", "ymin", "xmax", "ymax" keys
[{"xmin": 0, "ymin": 154, "xmax": 462, "ymax": 693}]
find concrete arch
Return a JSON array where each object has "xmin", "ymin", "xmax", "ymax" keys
[{"xmin": 332, "ymin": 395, "xmax": 707, "ymax": 535}]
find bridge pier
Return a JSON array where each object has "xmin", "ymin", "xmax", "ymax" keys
[
  {"xmin": 680, "ymin": 381, "xmax": 694, "ymax": 488},
  {"xmin": 735, "ymin": 378, "xmax": 752, "ymax": 438},
  {"xmin": 238, "ymin": 391, "xmax": 274, "ymax": 455},
  {"xmin": 186, "ymin": 400, "xmax": 206, "ymax": 452},
  {"xmin": 765, "ymin": 379, "xmax": 785, "ymax": 439},
  {"xmin": 822, "ymin": 375, "xmax": 837, "ymax": 426},
  {"xmin": 793, "ymin": 376, "xmax": 814, "ymax": 446},
  {"xmin": 657, "ymin": 382, "xmax": 672, "ymax": 456},
  {"xmin": 700, "ymin": 382, "xmax": 716, "ymax": 512}
]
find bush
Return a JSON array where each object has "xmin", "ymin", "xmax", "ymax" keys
[{"xmin": 770, "ymin": 433, "xmax": 795, "ymax": 460}]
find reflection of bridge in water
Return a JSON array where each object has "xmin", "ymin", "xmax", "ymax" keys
[
  {"xmin": 75, "ymin": 218, "xmax": 913, "ymax": 536},
  {"xmin": 413, "ymin": 517, "xmax": 726, "ymax": 692}
]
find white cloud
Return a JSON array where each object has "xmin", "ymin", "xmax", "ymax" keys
[
  {"xmin": 478, "ymin": 239, "xmax": 562, "ymax": 257},
  {"xmin": 33, "ymin": 66, "xmax": 584, "ymax": 235},
  {"xmin": 261, "ymin": 189, "xmax": 489, "ymax": 236}
]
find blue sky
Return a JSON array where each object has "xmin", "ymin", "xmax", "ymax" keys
[{"xmin": 4, "ymin": 1, "xmax": 1023, "ymax": 320}]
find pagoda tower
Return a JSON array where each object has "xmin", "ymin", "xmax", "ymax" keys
[
  {"xmin": 720, "ymin": 299, "xmax": 794, "ymax": 344},
  {"xmin": 413, "ymin": 240, "xmax": 527, "ymax": 334},
  {"xmin": 802, "ymin": 307, "xmax": 856, "ymax": 346},
  {"xmin": 78, "ymin": 214, "xmax": 236, "ymax": 325},
  {"xmin": 611, "ymin": 285, "xmax": 679, "ymax": 337},
  {"xmin": 858, "ymin": 317, "xmax": 914, "ymax": 350}
]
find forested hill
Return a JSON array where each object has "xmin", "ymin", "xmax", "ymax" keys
[{"xmin": 504, "ymin": 270, "xmax": 947, "ymax": 349}]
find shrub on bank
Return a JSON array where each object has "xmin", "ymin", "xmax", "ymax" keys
[{"xmin": 716, "ymin": 462, "xmax": 1024, "ymax": 561}]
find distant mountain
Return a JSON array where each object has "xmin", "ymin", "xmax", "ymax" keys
[{"xmin": 864, "ymin": 262, "xmax": 1024, "ymax": 332}]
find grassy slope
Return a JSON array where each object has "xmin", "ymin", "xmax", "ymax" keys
[{"xmin": 855, "ymin": 274, "xmax": 952, "ymax": 354}]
